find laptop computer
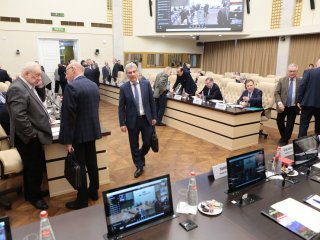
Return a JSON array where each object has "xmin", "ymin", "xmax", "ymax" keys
[
  {"xmin": 0, "ymin": 216, "xmax": 12, "ymax": 240},
  {"xmin": 102, "ymin": 174, "xmax": 177, "ymax": 240},
  {"xmin": 227, "ymin": 149, "xmax": 266, "ymax": 193},
  {"xmin": 293, "ymin": 135, "xmax": 319, "ymax": 166}
]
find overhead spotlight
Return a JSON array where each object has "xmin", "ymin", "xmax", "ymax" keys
[
  {"xmin": 95, "ymin": 49, "xmax": 100, "ymax": 55},
  {"xmin": 16, "ymin": 49, "xmax": 20, "ymax": 55},
  {"xmin": 196, "ymin": 35, "xmax": 200, "ymax": 40}
]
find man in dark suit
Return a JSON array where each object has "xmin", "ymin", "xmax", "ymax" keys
[
  {"xmin": 0, "ymin": 67, "xmax": 12, "ymax": 83},
  {"xmin": 59, "ymin": 61, "xmax": 102, "ymax": 210},
  {"xmin": 117, "ymin": 60, "xmax": 124, "ymax": 72},
  {"xmin": 112, "ymin": 59, "xmax": 120, "ymax": 82},
  {"xmin": 171, "ymin": 66, "xmax": 197, "ymax": 96},
  {"xmin": 274, "ymin": 64, "xmax": 301, "ymax": 146},
  {"xmin": 197, "ymin": 77, "xmax": 223, "ymax": 101},
  {"xmin": 6, "ymin": 62, "xmax": 52, "ymax": 210},
  {"xmin": 102, "ymin": 62, "xmax": 111, "ymax": 83},
  {"xmin": 217, "ymin": 1, "xmax": 230, "ymax": 27},
  {"xmin": 297, "ymin": 59, "xmax": 320, "ymax": 137},
  {"xmin": 237, "ymin": 79, "xmax": 263, "ymax": 108},
  {"xmin": 118, "ymin": 62, "xmax": 156, "ymax": 178}
]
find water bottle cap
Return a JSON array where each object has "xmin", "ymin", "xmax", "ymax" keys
[
  {"xmin": 40, "ymin": 210, "xmax": 48, "ymax": 218},
  {"xmin": 190, "ymin": 171, "xmax": 196, "ymax": 176}
]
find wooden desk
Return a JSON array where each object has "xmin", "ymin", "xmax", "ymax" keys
[
  {"xmin": 100, "ymin": 83, "xmax": 120, "ymax": 106},
  {"xmin": 44, "ymin": 130, "xmax": 111, "ymax": 197},
  {"xmin": 13, "ymin": 172, "xmax": 318, "ymax": 240},
  {"xmin": 163, "ymin": 96, "xmax": 263, "ymax": 150}
]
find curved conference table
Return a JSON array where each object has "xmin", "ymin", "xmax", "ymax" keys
[{"xmin": 100, "ymin": 83, "xmax": 262, "ymax": 150}]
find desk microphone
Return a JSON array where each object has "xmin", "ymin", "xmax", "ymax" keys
[{"xmin": 46, "ymin": 92, "xmax": 61, "ymax": 111}]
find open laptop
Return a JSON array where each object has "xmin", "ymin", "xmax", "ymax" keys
[
  {"xmin": 293, "ymin": 135, "xmax": 319, "ymax": 166},
  {"xmin": 227, "ymin": 149, "xmax": 266, "ymax": 193},
  {"xmin": 102, "ymin": 174, "xmax": 177, "ymax": 240},
  {"xmin": 0, "ymin": 216, "xmax": 12, "ymax": 240}
]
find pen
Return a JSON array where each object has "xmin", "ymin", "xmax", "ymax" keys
[{"xmin": 313, "ymin": 199, "xmax": 320, "ymax": 204}]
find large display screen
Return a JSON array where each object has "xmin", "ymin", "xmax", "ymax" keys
[{"xmin": 156, "ymin": 0, "xmax": 244, "ymax": 32}]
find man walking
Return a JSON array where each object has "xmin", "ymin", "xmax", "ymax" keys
[
  {"xmin": 118, "ymin": 62, "xmax": 156, "ymax": 178},
  {"xmin": 274, "ymin": 64, "xmax": 301, "ymax": 146},
  {"xmin": 59, "ymin": 61, "xmax": 101, "ymax": 209}
]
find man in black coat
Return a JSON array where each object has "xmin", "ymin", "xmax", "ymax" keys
[
  {"xmin": 297, "ymin": 59, "xmax": 320, "ymax": 137},
  {"xmin": 171, "ymin": 66, "xmax": 197, "ymax": 96}
]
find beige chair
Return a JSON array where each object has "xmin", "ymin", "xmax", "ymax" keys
[
  {"xmin": 197, "ymin": 76, "xmax": 207, "ymax": 85},
  {"xmin": 0, "ymin": 125, "xmax": 23, "ymax": 209},
  {"xmin": 219, "ymin": 78, "xmax": 235, "ymax": 97},
  {"xmin": 224, "ymin": 82, "xmax": 245, "ymax": 104},
  {"xmin": 258, "ymin": 82, "xmax": 277, "ymax": 138}
]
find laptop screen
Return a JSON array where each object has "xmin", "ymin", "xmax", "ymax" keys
[
  {"xmin": 227, "ymin": 149, "xmax": 266, "ymax": 193},
  {"xmin": 103, "ymin": 174, "xmax": 174, "ymax": 238},
  {"xmin": 0, "ymin": 216, "xmax": 12, "ymax": 240},
  {"xmin": 293, "ymin": 135, "xmax": 319, "ymax": 165}
]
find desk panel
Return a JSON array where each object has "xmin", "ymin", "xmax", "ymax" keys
[{"xmin": 100, "ymin": 84, "xmax": 120, "ymax": 106}]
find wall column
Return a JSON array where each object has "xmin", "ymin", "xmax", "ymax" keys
[{"xmin": 112, "ymin": 0, "xmax": 124, "ymax": 63}]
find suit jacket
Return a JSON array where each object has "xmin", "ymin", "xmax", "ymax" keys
[
  {"xmin": 199, "ymin": 84, "xmax": 223, "ymax": 100},
  {"xmin": 237, "ymin": 88, "xmax": 263, "ymax": 108},
  {"xmin": 112, "ymin": 63, "xmax": 119, "ymax": 77},
  {"xmin": 274, "ymin": 76, "xmax": 301, "ymax": 112},
  {"xmin": 297, "ymin": 67, "xmax": 320, "ymax": 108},
  {"xmin": 6, "ymin": 77, "xmax": 52, "ymax": 145},
  {"xmin": 59, "ymin": 76, "xmax": 101, "ymax": 144},
  {"xmin": 118, "ymin": 79, "xmax": 156, "ymax": 129},
  {"xmin": 172, "ymin": 71, "xmax": 197, "ymax": 95},
  {"xmin": 0, "ymin": 69, "xmax": 12, "ymax": 83},
  {"xmin": 153, "ymin": 71, "xmax": 169, "ymax": 98},
  {"xmin": 102, "ymin": 66, "xmax": 110, "ymax": 81}
]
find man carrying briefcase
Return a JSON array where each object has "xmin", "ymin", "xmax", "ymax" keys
[{"xmin": 59, "ymin": 61, "xmax": 102, "ymax": 210}]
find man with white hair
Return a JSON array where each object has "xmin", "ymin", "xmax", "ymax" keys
[
  {"xmin": 59, "ymin": 61, "xmax": 102, "ymax": 210},
  {"xmin": 6, "ymin": 62, "xmax": 52, "ymax": 210}
]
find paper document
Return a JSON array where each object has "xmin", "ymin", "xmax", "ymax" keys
[
  {"xmin": 305, "ymin": 194, "xmax": 320, "ymax": 210},
  {"xmin": 176, "ymin": 202, "xmax": 197, "ymax": 215},
  {"xmin": 271, "ymin": 198, "xmax": 320, "ymax": 233}
]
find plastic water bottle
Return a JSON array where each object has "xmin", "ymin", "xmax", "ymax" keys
[
  {"xmin": 274, "ymin": 146, "xmax": 282, "ymax": 175},
  {"xmin": 39, "ymin": 211, "xmax": 56, "ymax": 240},
  {"xmin": 187, "ymin": 172, "xmax": 198, "ymax": 206}
]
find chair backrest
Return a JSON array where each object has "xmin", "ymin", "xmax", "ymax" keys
[
  {"xmin": 219, "ymin": 78, "xmax": 235, "ymax": 97},
  {"xmin": 224, "ymin": 82, "xmax": 245, "ymax": 104},
  {"xmin": 0, "ymin": 125, "xmax": 10, "ymax": 151},
  {"xmin": 258, "ymin": 82, "xmax": 277, "ymax": 109},
  {"xmin": 197, "ymin": 76, "xmax": 207, "ymax": 85},
  {"xmin": 0, "ymin": 83, "xmax": 8, "ymax": 92}
]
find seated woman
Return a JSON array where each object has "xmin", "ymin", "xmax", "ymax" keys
[
  {"xmin": 237, "ymin": 79, "xmax": 263, "ymax": 108},
  {"xmin": 197, "ymin": 77, "xmax": 223, "ymax": 100}
]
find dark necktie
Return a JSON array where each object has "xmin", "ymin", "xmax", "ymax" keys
[
  {"xmin": 287, "ymin": 79, "xmax": 293, "ymax": 107},
  {"xmin": 133, "ymin": 82, "xmax": 140, "ymax": 114},
  {"xmin": 208, "ymin": 88, "xmax": 211, "ymax": 96}
]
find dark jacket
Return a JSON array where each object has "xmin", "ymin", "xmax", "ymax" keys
[
  {"xmin": 172, "ymin": 71, "xmax": 197, "ymax": 95},
  {"xmin": 199, "ymin": 84, "xmax": 223, "ymax": 100},
  {"xmin": 237, "ymin": 88, "xmax": 263, "ymax": 108},
  {"xmin": 297, "ymin": 67, "xmax": 320, "ymax": 108}
]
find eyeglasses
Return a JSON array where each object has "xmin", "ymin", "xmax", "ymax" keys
[
  {"xmin": 30, "ymin": 72, "xmax": 41, "ymax": 79},
  {"xmin": 66, "ymin": 66, "xmax": 73, "ymax": 72}
]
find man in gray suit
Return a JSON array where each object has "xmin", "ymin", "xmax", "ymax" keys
[
  {"xmin": 118, "ymin": 62, "xmax": 156, "ymax": 178},
  {"xmin": 6, "ymin": 62, "xmax": 52, "ymax": 210},
  {"xmin": 153, "ymin": 67, "xmax": 171, "ymax": 126},
  {"xmin": 274, "ymin": 63, "xmax": 301, "ymax": 146}
]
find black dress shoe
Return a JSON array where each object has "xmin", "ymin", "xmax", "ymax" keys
[
  {"xmin": 88, "ymin": 190, "xmax": 99, "ymax": 201},
  {"xmin": 134, "ymin": 168, "xmax": 143, "ymax": 178},
  {"xmin": 30, "ymin": 199, "xmax": 48, "ymax": 210},
  {"xmin": 156, "ymin": 122, "xmax": 166, "ymax": 126},
  {"xmin": 66, "ymin": 200, "xmax": 88, "ymax": 210}
]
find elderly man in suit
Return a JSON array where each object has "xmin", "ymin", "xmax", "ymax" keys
[
  {"xmin": 6, "ymin": 62, "xmax": 52, "ymax": 210},
  {"xmin": 59, "ymin": 61, "xmax": 102, "ymax": 210},
  {"xmin": 237, "ymin": 79, "xmax": 263, "ymax": 108},
  {"xmin": 197, "ymin": 77, "xmax": 223, "ymax": 101},
  {"xmin": 153, "ymin": 66, "xmax": 172, "ymax": 126},
  {"xmin": 297, "ymin": 58, "xmax": 320, "ymax": 137},
  {"xmin": 118, "ymin": 62, "xmax": 156, "ymax": 178},
  {"xmin": 275, "ymin": 64, "xmax": 301, "ymax": 146}
]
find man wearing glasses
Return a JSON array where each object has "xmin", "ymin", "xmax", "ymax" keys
[{"xmin": 6, "ymin": 62, "xmax": 53, "ymax": 210}]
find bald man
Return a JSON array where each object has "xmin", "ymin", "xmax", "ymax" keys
[
  {"xmin": 59, "ymin": 61, "xmax": 101, "ymax": 210},
  {"xmin": 6, "ymin": 62, "xmax": 52, "ymax": 210}
]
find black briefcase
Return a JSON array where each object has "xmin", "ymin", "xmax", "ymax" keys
[
  {"xmin": 151, "ymin": 126, "xmax": 159, "ymax": 152},
  {"xmin": 64, "ymin": 152, "xmax": 81, "ymax": 190}
]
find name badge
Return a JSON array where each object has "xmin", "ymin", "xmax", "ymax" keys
[
  {"xmin": 174, "ymin": 95, "xmax": 182, "ymax": 100},
  {"xmin": 192, "ymin": 98, "xmax": 202, "ymax": 105},
  {"xmin": 212, "ymin": 162, "xmax": 227, "ymax": 180},
  {"xmin": 280, "ymin": 144, "xmax": 293, "ymax": 157},
  {"xmin": 215, "ymin": 102, "xmax": 227, "ymax": 110}
]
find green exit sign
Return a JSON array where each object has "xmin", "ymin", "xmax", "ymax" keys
[
  {"xmin": 52, "ymin": 27, "xmax": 65, "ymax": 32},
  {"xmin": 51, "ymin": 12, "xmax": 64, "ymax": 17}
]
